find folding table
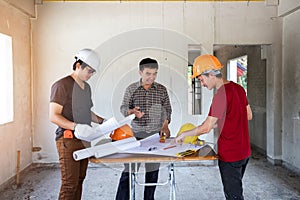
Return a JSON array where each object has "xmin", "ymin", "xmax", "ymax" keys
[{"xmin": 90, "ymin": 145, "xmax": 217, "ymax": 200}]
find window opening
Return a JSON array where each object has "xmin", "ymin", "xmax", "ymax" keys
[
  {"xmin": 188, "ymin": 45, "xmax": 201, "ymax": 115},
  {"xmin": 0, "ymin": 33, "xmax": 13, "ymax": 125}
]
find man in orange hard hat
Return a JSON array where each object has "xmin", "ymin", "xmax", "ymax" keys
[{"xmin": 175, "ymin": 54, "xmax": 253, "ymax": 200}]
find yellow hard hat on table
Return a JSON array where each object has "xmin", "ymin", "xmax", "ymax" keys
[{"xmin": 176, "ymin": 123, "xmax": 198, "ymax": 144}]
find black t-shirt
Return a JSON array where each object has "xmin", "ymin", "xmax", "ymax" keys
[{"xmin": 50, "ymin": 75, "xmax": 93, "ymax": 139}]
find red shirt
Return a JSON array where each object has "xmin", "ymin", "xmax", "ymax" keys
[{"xmin": 208, "ymin": 81, "xmax": 251, "ymax": 162}]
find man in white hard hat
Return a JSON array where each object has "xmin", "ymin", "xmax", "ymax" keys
[
  {"xmin": 49, "ymin": 48, "xmax": 105, "ymax": 200},
  {"xmin": 175, "ymin": 54, "xmax": 252, "ymax": 200}
]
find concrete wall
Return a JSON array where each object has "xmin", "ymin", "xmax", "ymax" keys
[
  {"xmin": 31, "ymin": 1, "xmax": 279, "ymax": 163},
  {"xmin": 281, "ymin": 5, "xmax": 300, "ymax": 171},
  {"xmin": 5, "ymin": 0, "xmax": 35, "ymax": 17},
  {"xmin": 0, "ymin": 0, "xmax": 35, "ymax": 187},
  {"xmin": 278, "ymin": 0, "xmax": 300, "ymax": 17}
]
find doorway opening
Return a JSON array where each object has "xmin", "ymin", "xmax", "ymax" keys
[
  {"xmin": 213, "ymin": 44, "xmax": 267, "ymax": 153},
  {"xmin": 227, "ymin": 55, "xmax": 248, "ymax": 94}
]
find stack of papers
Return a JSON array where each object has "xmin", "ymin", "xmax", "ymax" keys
[
  {"xmin": 125, "ymin": 134, "xmax": 203, "ymax": 157},
  {"xmin": 73, "ymin": 133, "xmax": 214, "ymax": 161}
]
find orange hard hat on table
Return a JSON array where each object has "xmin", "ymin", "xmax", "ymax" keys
[
  {"xmin": 110, "ymin": 124, "xmax": 134, "ymax": 141},
  {"xmin": 191, "ymin": 54, "xmax": 223, "ymax": 79}
]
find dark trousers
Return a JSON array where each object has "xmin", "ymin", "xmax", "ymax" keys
[
  {"xmin": 116, "ymin": 163, "xmax": 160, "ymax": 200},
  {"xmin": 218, "ymin": 157, "xmax": 249, "ymax": 200},
  {"xmin": 56, "ymin": 137, "xmax": 89, "ymax": 200}
]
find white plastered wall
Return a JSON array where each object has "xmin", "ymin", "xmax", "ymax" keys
[
  {"xmin": 31, "ymin": 1, "xmax": 280, "ymax": 163},
  {"xmin": 0, "ymin": 0, "xmax": 35, "ymax": 188}
]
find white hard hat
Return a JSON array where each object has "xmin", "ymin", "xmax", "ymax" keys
[{"xmin": 75, "ymin": 48, "xmax": 100, "ymax": 70}]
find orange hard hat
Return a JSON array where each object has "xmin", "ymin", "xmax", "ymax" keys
[
  {"xmin": 110, "ymin": 124, "xmax": 134, "ymax": 141},
  {"xmin": 191, "ymin": 54, "xmax": 223, "ymax": 79}
]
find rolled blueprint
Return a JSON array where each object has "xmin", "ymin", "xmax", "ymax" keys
[
  {"xmin": 74, "ymin": 124, "xmax": 105, "ymax": 142},
  {"xmin": 74, "ymin": 114, "xmax": 135, "ymax": 142},
  {"xmin": 118, "ymin": 114, "xmax": 135, "ymax": 127},
  {"xmin": 73, "ymin": 137, "xmax": 140, "ymax": 161},
  {"xmin": 94, "ymin": 114, "xmax": 135, "ymax": 135},
  {"xmin": 95, "ymin": 117, "xmax": 119, "ymax": 135}
]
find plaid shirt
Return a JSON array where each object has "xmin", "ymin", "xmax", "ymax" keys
[{"xmin": 120, "ymin": 79, "xmax": 172, "ymax": 138}]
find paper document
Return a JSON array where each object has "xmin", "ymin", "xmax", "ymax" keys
[
  {"xmin": 75, "ymin": 114, "xmax": 135, "ymax": 142},
  {"xmin": 73, "ymin": 137, "xmax": 140, "ymax": 161},
  {"xmin": 124, "ymin": 134, "xmax": 205, "ymax": 157},
  {"xmin": 95, "ymin": 114, "xmax": 135, "ymax": 135},
  {"xmin": 73, "ymin": 133, "xmax": 215, "ymax": 161}
]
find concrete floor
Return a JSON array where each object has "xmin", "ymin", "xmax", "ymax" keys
[{"xmin": 0, "ymin": 150, "xmax": 300, "ymax": 200}]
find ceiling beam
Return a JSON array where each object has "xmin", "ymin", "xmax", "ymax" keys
[{"xmin": 42, "ymin": 0, "xmax": 265, "ymax": 2}]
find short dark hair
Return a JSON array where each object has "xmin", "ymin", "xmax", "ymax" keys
[
  {"xmin": 139, "ymin": 58, "xmax": 158, "ymax": 71},
  {"xmin": 215, "ymin": 73, "xmax": 222, "ymax": 78},
  {"xmin": 72, "ymin": 59, "xmax": 88, "ymax": 71}
]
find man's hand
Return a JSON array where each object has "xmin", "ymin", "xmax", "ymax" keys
[
  {"xmin": 129, "ymin": 106, "xmax": 145, "ymax": 119},
  {"xmin": 174, "ymin": 131, "xmax": 186, "ymax": 144},
  {"xmin": 160, "ymin": 119, "xmax": 170, "ymax": 138},
  {"xmin": 160, "ymin": 127, "xmax": 170, "ymax": 138},
  {"xmin": 74, "ymin": 124, "xmax": 104, "ymax": 142}
]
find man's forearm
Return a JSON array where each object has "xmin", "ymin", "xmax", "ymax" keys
[{"xmin": 91, "ymin": 112, "xmax": 105, "ymax": 124}]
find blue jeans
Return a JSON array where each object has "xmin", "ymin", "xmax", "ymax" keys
[
  {"xmin": 116, "ymin": 163, "xmax": 160, "ymax": 200},
  {"xmin": 218, "ymin": 157, "xmax": 249, "ymax": 200}
]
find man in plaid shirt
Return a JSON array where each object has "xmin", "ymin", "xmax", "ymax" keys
[{"xmin": 116, "ymin": 57, "xmax": 172, "ymax": 200}]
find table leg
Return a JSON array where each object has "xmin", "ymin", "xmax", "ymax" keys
[
  {"xmin": 169, "ymin": 162, "xmax": 176, "ymax": 200},
  {"xmin": 129, "ymin": 163, "xmax": 137, "ymax": 200}
]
